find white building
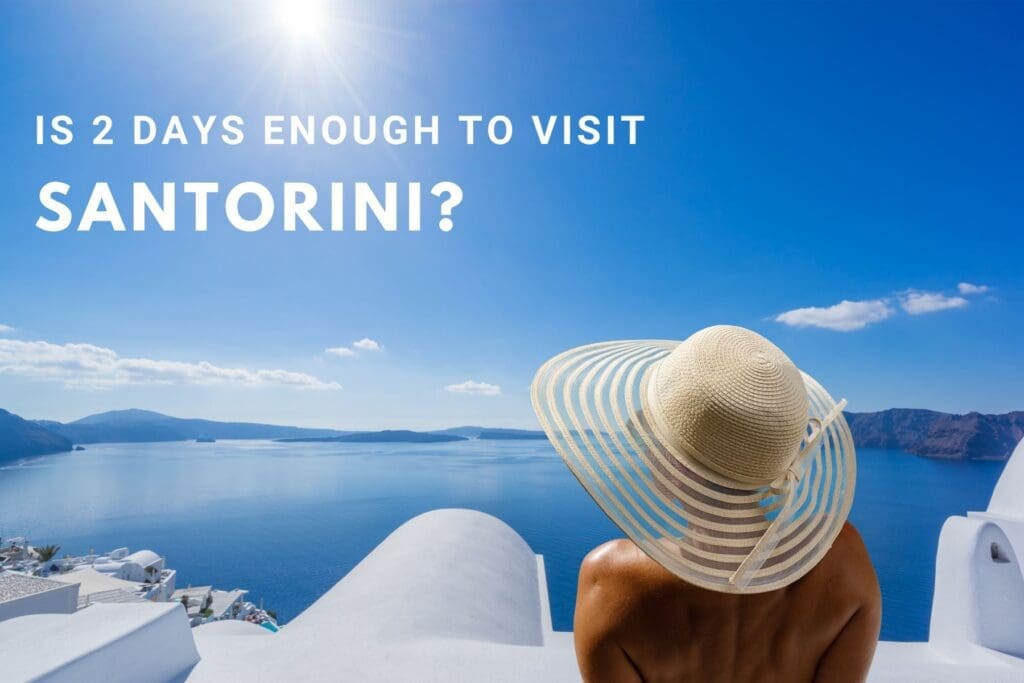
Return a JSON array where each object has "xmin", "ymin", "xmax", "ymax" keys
[
  {"xmin": 173, "ymin": 585, "xmax": 262, "ymax": 627},
  {"xmin": 0, "ymin": 602, "xmax": 199, "ymax": 682},
  {"xmin": 93, "ymin": 549, "xmax": 163, "ymax": 582},
  {"xmin": 868, "ymin": 438, "xmax": 1024, "ymax": 681},
  {"xmin": 92, "ymin": 549, "xmax": 176, "ymax": 600},
  {"xmin": 0, "ymin": 572, "xmax": 79, "ymax": 622},
  {"xmin": 2, "ymin": 440, "xmax": 1024, "ymax": 681}
]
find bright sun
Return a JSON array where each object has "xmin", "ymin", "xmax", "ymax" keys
[{"xmin": 275, "ymin": 0, "xmax": 326, "ymax": 40}]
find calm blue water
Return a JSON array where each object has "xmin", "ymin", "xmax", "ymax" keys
[{"xmin": 0, "ymin": 440, "xmax": 1005, "ymax": 640}]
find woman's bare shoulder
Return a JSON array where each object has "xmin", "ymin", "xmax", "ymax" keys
[
  {"xmin": 580, "ymin": 539, "xmax": 647, "ymax": 584},
  {"xmin": 579, "ymin": 539, "xmax": 688, "ymax": 599},
  {"xmin": 831, "ymin": 523, "xmax": 875, "ymax": 570},
  {"xmin": 814, "ymin": 522, "xmax": 881, "ymax": 607}
]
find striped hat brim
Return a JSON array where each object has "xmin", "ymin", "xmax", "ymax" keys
[{"xmin": 530, "ymin": 340, "xmax": 856, "ymax": 594}]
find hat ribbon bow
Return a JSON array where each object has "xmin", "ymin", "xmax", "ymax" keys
[{"xmin": 728, "ymin": 399, "xmax": 847, "ymax": 587}]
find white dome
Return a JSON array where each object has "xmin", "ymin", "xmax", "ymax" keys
[{"xmin": 124, "ymin": 550, "xmax": 161, "ymax": 568}]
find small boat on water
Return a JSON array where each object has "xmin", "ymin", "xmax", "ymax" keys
[{"xmin": 195, "ymin": 437, "xmax": 216, "ymax": 443}]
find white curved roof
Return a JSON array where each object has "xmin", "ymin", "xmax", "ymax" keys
[
  {"xmin": 123, "ymin": 550, "xmax": 161, "ymax": 568},
  {"xmin": 189, "ymin": 509, "xmax": 578, "ymax": 681},
  {"xmin": 286, "ymin": 508, "xmax": 544, "ymax": 644}
]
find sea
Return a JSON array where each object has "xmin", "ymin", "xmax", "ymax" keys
[{"xmin": 0, "ymin": 439, "xmax": 1006, "ymax": 641}]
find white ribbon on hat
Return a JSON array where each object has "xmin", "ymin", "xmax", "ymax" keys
[{"xmin": 728, "ymin": 398, "xmax": 848, "ymax": 588}]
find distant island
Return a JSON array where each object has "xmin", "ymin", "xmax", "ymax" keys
[
  {"xmin": 844, "ymin": 409, "xmax": 1024, "ymax": 461},
  {"xmin": 35, "ymin": 409, "xmax": 348, "ymax": 444},
  {"xmin": 0, "ymin": 406, "xmax": 1022, "ymax": 463},
  {"xmin": 276, "ymin": 430, "xmax": 467, "ymax": 444},
  {"xmin": 0, "ymin": 409, "xmax": 73, "ymax": 463}
]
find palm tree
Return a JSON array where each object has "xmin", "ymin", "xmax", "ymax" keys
[{"xmin": 34, "ymin": 545, "xmax": 60, "ymax": 563}]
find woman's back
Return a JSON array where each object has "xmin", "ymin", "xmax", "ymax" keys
[{"xmin": 574, "ymin": 523, "xmax": 881, "ymax": 683}]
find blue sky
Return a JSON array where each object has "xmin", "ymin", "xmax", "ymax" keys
[{"xmin": 0, "ymin": 2, "xmax": 1021, "ymax": 429}]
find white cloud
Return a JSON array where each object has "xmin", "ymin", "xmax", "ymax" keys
[
  {"xmin": 0, "ymin": 324, "xmax": 12, "ymax": 335},
  {"xmin": 774, "ymin": 299, "xmax": 894, "ymax": 332},
  {"xmin": 352, "ymin": 338, "xmax": 381, "ymax": 352},
  {"xmin": 899, "ymin": 291, "xmax": 968, "ymax": 315},
  {"xmin": 957, "ymin": 282, "xmax": 990, "ymax": 295},
  {"xmin": 325, "ymin": 338, "xmax": 382, "ymax": 359},
  {"xmin": 0, "ymin": 338, "xmax": 340, "ymax": 391},
  {"xmin": 445, "ymin": 380, "xmax": 502, "ymax": 397}
]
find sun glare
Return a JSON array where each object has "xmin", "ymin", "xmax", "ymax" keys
[
  {"xmin": 235, "ymin": 0, "xmax": 392, "ymax": 110},
  {"xmin": 276, "ymin": 0, "xmax": 326, "ymax": 40}
]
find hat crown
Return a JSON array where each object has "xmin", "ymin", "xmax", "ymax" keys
[{"xmin": 651, "ymin": 325, "xmax": 809, "ymax": 485}]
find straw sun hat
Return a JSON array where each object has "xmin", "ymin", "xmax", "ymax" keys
[{"xmin": 531, "ymin": 325, "xmax": 855, "ymax": 593}]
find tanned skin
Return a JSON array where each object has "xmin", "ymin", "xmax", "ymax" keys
[{"xmin": 574, "ymin": 522, "xmax": 881, "ymax": 683}]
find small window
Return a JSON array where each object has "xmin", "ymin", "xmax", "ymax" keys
[{"xmin": 991, "ymin": 542, "xmax": 1011, "ymax": 564}]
